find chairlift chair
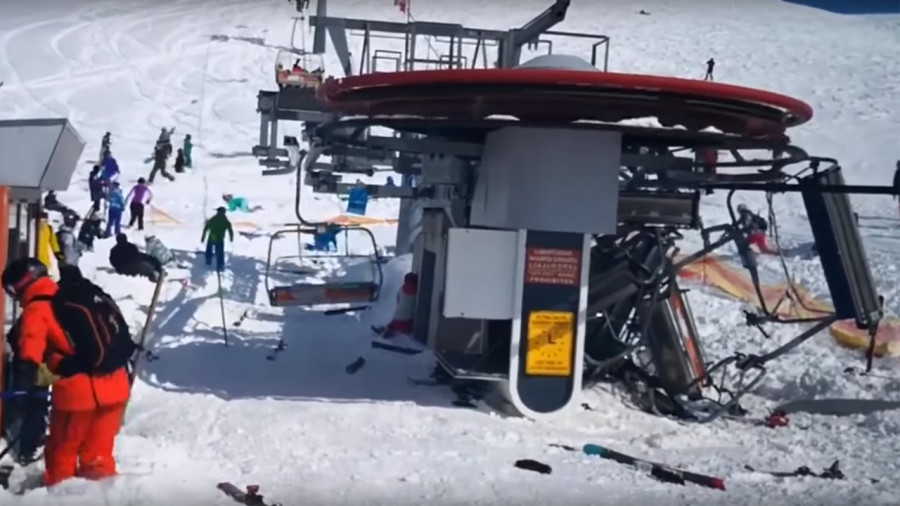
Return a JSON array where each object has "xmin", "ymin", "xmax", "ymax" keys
[
  {"xmin": 264, "ymin": 224, "xmax": 384, "ymax": 308},
  {"xmin": 275, "ymin": 50, "xmax": 326, "ymax": 89},
  {"xmin": 274, "ymin": 15, "xmax": 325, "ymax": 89}
]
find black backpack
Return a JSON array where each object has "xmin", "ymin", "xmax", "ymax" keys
[{"xmin": 32, "ymin": 281, "xmax": 135, "ymax": 377}]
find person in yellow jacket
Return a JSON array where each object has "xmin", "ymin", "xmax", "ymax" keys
[{"xmin": 37, "ymin": 212, "xmax": 63, "ymax": 272}]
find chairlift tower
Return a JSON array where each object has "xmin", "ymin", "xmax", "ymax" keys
[{"xmin": 253, "ymin": 0, "xmax": 885, "ymax": 419}]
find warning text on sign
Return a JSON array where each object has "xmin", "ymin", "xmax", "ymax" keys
[
  {"xmin": 525, "ymin": 311, "xmax": 574, "ymax": 377},
  {"xmin": 525, "ymin": 248, "xmax": 580, "ymax": 286}
]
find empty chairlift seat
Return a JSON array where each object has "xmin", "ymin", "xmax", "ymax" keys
[{"xmin": 264, "ymin": 225, "xmax": 384, "ymax": 307}]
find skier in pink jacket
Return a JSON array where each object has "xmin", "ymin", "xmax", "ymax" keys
[{"xmin": 126, "ymin": 178, "xmax": 153, "ymax": 231}]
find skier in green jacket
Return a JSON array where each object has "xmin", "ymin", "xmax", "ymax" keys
[
  {"xmin": 201, "ymin": 207, "xmax": 233, "ymax": 271},
  {"xmin": 183, "ymin": 134, "xmax": 193, "ymax": 168}
]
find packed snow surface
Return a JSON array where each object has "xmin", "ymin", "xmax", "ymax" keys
[{"xmin": 1, "ymin": 0, "xmax": 900, "ymax": 504}]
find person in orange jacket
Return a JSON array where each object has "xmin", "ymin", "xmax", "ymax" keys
[{"xmin": 2, "ymin": 259, "xmax": 130, "ymax": 487}]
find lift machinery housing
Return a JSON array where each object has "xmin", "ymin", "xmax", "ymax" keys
[{"xmin": 253, "ymin": 0, "xmax": 887, "ymax": 419}]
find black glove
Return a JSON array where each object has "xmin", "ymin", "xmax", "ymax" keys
[{"xmin": 13, "ymin": 361, "xmax": 39, "ymax": 389}]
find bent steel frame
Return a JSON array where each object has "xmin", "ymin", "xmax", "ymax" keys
[
  {"xmin": 254, "ymin": 0, "xmax": 610, "ymax": 176},
  {"xmin": 257, "ymin": 2, "xmax": 890, "ymax": 420}
]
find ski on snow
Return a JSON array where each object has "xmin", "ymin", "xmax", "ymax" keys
[
  {"xmin": 551, "ymin": 443, "xmax": 726, "ymax": 491},
  {"xmin": 217, "ymin": 482, "xmax": 281, "ymax": 506}
]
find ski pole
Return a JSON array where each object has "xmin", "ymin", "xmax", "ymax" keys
[
  {"xmin": 217, "ymin": 270, "xmax": 229, "ymax": 346},
  {"xmin": 0, "ymin": 433, "xmax": 22, "ymax": 462},
  {"xmin": 0, "ymin": 391, "xmax": 50, "ymax": 400},
  {"xmin": 582, "ymin": 444, "xmax": 726, "ymax": 491}
]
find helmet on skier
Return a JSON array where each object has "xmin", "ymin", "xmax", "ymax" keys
[
  {"xmin": 138, "ymin": 177, "xmax": 146, "ymax": 184},
  {"xmin": 737, "ymin": 203, "xmax": 749, "ymax": 214},
  {"xmin": 2, "ymin": 257, "xmax": 49, "ymax": 299},
  {"xmin": 116, "ymin": 233, "xmax": 128, "ymax": 244},
  {"xmin": 63, "ymin": 212, "xmax": 79, "ymax": 228}
]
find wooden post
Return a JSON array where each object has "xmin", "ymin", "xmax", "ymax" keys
[{"xmin": 0, "ymin": 186, "xmax": 9, "ymax": 424}]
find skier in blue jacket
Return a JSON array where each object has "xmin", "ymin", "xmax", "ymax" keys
[
  {"xmin": 105, "ymin": 181, "xmax": 125, "ymax": 236},
  {"xmin": 101, "ymin": 152, "xmax": 120, "ymax": 182}
]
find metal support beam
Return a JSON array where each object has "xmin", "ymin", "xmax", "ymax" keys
[
  {"xmin": 310, "ymin": 16, "xmax": 506, "ymax": 41},
  {"xmin": 511, "ymin": 0, "xmax": 571, "ymax": 48},
  {"xmin": 659, "ymin": 182, "xmax": 898, "ymax": 195},
  {"xmin": 312, "ymin": 0, "xmax": 328, "ymax": 53},
  {"xmin": 352, "ymin": 135, "xmax": 483, "ymax": 158},
  {"xmin": 502, "ymin": 0, "xmax": 570, "ymax": 67},
  {"xmin": 327, "ymin": 22, "xmax": 354, "ymax": 76}
]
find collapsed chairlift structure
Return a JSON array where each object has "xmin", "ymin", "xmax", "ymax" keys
[{"xmin": 253, "ymin": 0, "xmax": 890, "ymax": 420}]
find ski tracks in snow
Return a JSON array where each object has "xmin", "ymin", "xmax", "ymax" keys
[{"xmin": 105, "ymin": 4, "xmax": 215, "ymax": 135}]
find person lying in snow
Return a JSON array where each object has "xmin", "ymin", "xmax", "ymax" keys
[
  {"xmin": 43, "ymin": 191, "xmax": 78, "ymax": 222},
  {"xmin": 222, "ymin": 194, "xmax": 263, "ymax": 213},
  {"xmin": 144, "ymin": 235, "xmax": 174, "ymax": 266},
  {"xmin": 109, "ymin": 233, "xmax": 163, "ymax": 282},
  {"xmin": 737, "ymin": 204, "xmax": 776, "ymax": 254}
]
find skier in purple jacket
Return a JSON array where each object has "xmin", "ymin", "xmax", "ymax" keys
[{"xmin": 126, "ymin": 178, "xmax": 153, "ymax": 231}]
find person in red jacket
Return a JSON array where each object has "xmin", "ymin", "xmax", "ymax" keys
[
  {"xmin": 2, "ymin": 258, "xmax": 130, "ymax": 486},
  {"xmin": 737, "ymin": 204, "xmax": 776, "ymax": 254}
]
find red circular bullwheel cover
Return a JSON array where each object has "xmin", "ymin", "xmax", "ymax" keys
[{"xmin": 318, "ymin": 69, "xmax": 814, "ymax": 139}]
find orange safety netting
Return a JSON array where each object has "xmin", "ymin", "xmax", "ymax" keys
[{"xmin": 677, "ymin": 255, "xmax": 900, "ymax": 357}]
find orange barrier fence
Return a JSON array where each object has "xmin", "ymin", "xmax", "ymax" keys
[
  {"xmin": 149, "ymin": 205, "xmax": 179, "ymax": 225},
  {"xmin": 677, "ymin": 255, "xmax": 900, "ymax": 357}
]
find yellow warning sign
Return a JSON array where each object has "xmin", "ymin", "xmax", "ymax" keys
[{"xmin": 525, "ymin": 311, "xmax": 574, "ymax": 377}]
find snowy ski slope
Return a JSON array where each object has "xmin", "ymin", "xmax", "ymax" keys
[{"xmin": 1, "ymin": 0, "xmax": 900, "ymax": 503}]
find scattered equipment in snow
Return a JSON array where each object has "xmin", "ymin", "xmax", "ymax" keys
[
  {"xmin": 744, "ymin": 460, "xmax": 878, "ymax": 484},
  {"xmin": 552, "ymin": 443, "xmax": 725, "ymax": 490},
  {"xmin": 218, "ymin": 482, "xmax": 281, "ymax": 506},
  {"xmin": 776, "ymin": 398, "xmax": 900, "ymax": 416},
  {"xmin": 514, "ymin": 459, "xmax": 552, "ymax": 475}
]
